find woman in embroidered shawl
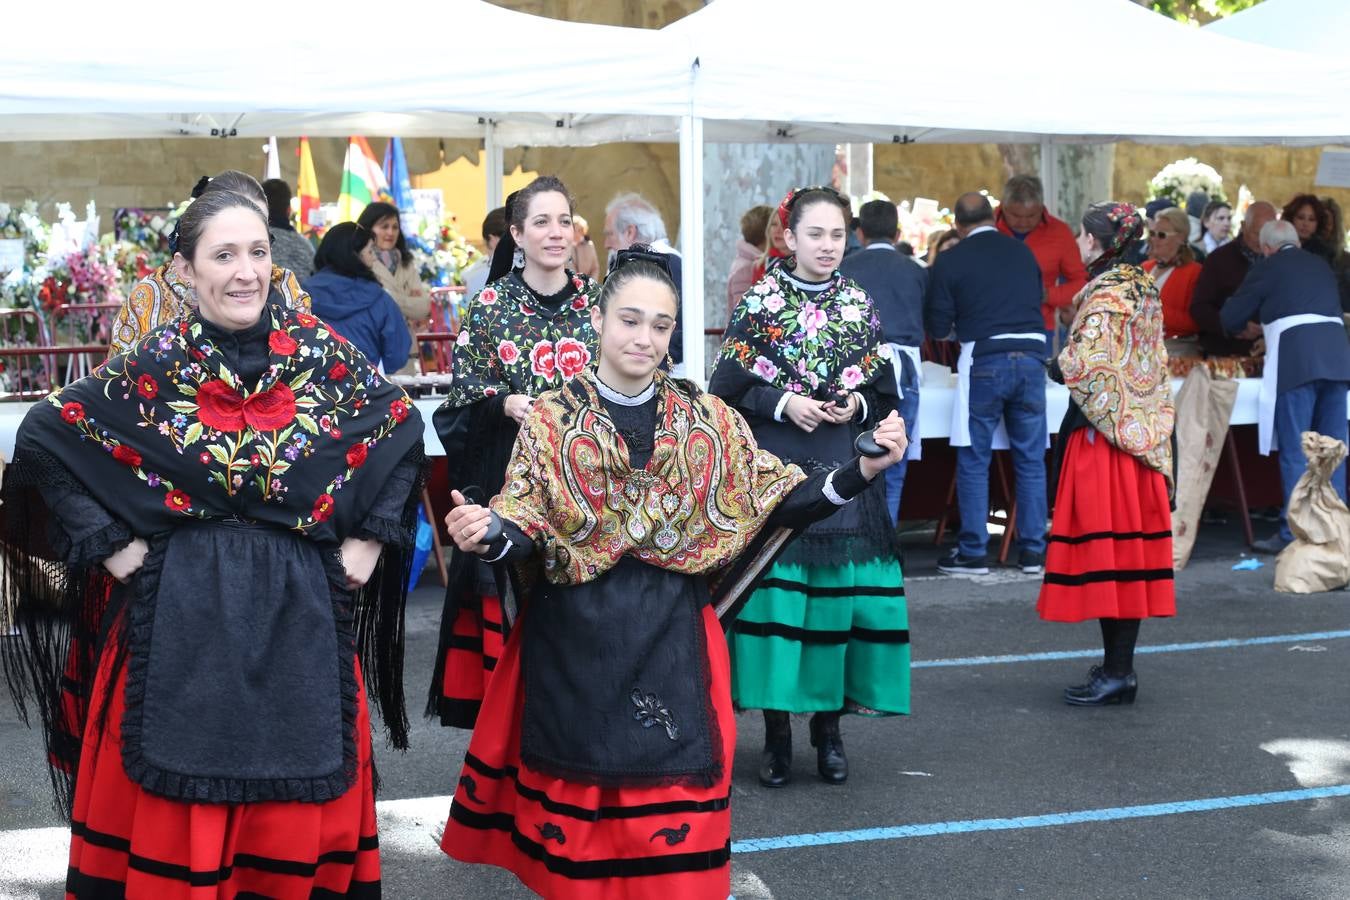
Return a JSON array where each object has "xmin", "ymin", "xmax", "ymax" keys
[
  {"xmin": 1038, "ymin": 201, "xmax": 1176, "ymax": 706},
  {"xmin": 428, "ymin": 176, "xmax": 599, "ymax": 729},
  {"xmin": 709, "ymin": 187, "xmax": 910, "ymax": 788},
  {"xmin": 2, "ymin": 183, "xmax": 425, "ymax": 898},
  {"xmin": 439, "ymin": 253, "xmax": 908, "ymax": 899},
  {"xmin": 108, "ymin": 172, "xmax": 311, "ymax": 356}
]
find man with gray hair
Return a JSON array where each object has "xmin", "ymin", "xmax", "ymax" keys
[
  {"xmin": 1222, "ymin": 218, "xmax": 1350, "ymax": 553},
  {"xmin": 603, "ymin": 192, "xmax": 685, "ymax": 370},
  {"xmin": 995, "ymin": 174, "xmax": 1086, "ymax": 342}
]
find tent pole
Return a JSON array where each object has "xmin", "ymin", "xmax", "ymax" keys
[
  {"xmin": 679, "ymin": 114, "xmax": 705, "ymax": 384},
  {"xmin": 484, "ymin": 121, "xmax": 504, "ymax": 211},
  {"xmin": 1038, "ymin": 135, "xmax": 1059, "ymax": 220}
]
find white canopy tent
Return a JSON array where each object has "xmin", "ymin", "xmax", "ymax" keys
[
  {"xmin": 4, "ymin": 0, "xmax": 1350, "ymax": 376},
  {"xmin": 1205, "ymin": 0, "xmax": 1350, "ymax": 56}
]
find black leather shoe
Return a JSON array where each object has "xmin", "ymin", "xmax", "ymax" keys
[
  {"xmin": 758, "ymin": 711, "xmax": 792, "ymax": 787},
  {"xmin": 1064, "ymin": 669, "xmax": 1138, "ymax": 706},
  {"xmin": 808, "ymin": 712, "xmax": 848, "ymax": 784}
]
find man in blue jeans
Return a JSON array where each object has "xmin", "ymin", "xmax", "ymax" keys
[
  {"xmin": 840, "ymin": 199, "xmax": 928, "ymax": 525},
  {"xmin": 926, "ymin": 193, "xmax": 1049, "ymax": 574},
  {"xmin": 1221, "ymin": 219, "xmax": 1350, "ymax": 553}
]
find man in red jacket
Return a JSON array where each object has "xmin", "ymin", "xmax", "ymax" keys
[{"xmin": 995, "ymin": 175, "xmax": 1087, "ymax": 343}]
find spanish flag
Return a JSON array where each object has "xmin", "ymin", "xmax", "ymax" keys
[
  {"xmin": 296, "ymin": 137, "xmax": 320, "ymax": 235},
  {"xmin": 336, "ymin": 136, "xmax": 392, "ymax": 223}
]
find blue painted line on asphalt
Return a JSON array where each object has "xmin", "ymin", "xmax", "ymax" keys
[
  {"xmin": 732, "ymin": 784, "xmax": 1350, "ymax": 854},
  {"xmin": 911, "ymin": 629, "xmax": 1350, "ymax": 669}
]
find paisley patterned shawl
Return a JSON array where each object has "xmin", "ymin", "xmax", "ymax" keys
[
  {"xmin": 1060, "ymin": 264, "xmax": 1175, "ymax": 485},
  {"xmin": 714, "ymin": 258, "xmax": 888, "ymax": 400},
  {"xmin": 109, "ymin": 263, "xmax": 311, "ymax": 357},
  {"xmin": 491, "ymin": 369, "xmax": 807, "ymax": 586},
  {"xmin": 442, "ymin": 270, "xmax": 599, "ymax": 410},
  {"xmin": 27, "ymin": 296, "xmax": 420, "ymax": 542}
]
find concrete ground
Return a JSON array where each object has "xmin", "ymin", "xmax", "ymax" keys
[{"xmin": 3, "ymin": 518, "xmax": 1348, "ymax": 899}]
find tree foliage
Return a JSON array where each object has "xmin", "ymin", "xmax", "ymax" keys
[{"xmin": 1137, "ymin": 0, "xmax": 1265, "ymax": 25}]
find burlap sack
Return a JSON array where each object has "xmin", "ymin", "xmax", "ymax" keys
[
  {"xmin": 1170, "ymin": 366, "xmax": 1239, "ymax": 570},
  {"xmin": 1274, "ymin": 432, "xmax": 1350, "ymax": 593}
]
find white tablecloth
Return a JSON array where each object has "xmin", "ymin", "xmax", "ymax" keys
[{"xmin": 0, "ymin": 374, "xmax": 1289, "ymax": 461}]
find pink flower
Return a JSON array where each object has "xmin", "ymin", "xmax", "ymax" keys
[
  {"xmin": 456, "ymin": 329, "xmax": 470, "ymax": 347},
  {"xmin": 478, "ymin": 287, "xmax": 498, "ymax": 305},
  {"xmin": 752, "ymin": 356, "xmax": 779, "ymax": 381},
  {"xmin": 840, "ymin": 365, "xmax": 865, "ymax": 390},
  {"xmin": 797, "ymin": 302, "xmax": 827, "ymax": 339},
  {"xmin": 763, "ymin": 295, "xmax": 786, "ymax": 314},
  {"xmin": 530, "ymin": 341, "xmax": 556, "ymax": 380},
  {"xmin": 555, "ymin": 338, "xmax": 590, "ymax": 379},
  {"xmin": 498, "ymin": 340, "xmax": 520, "ymax": 365}
]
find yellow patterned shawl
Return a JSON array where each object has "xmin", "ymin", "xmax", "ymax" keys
[
  {"xmin": 491, "ymin": 370, "xmax": 807, "ymax": 586},
  {"xmin": 108, "ymin": 264, "xmax": 311, "ymax": 356},
  {"xmin": 1061, "ymin": 265, "xmax": 1175, "ymax": 486}
]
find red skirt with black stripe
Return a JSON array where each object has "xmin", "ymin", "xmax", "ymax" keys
[
  {"xmin": 65, "ymin": 633, "xmax": 380, "ymax": 899},
  {"xmin": 441, "ymin": 603, "xmax": 733, "ymax": 900},
  {"xmin": 1038, "ymin": 429, "xmax": 1177, "ymax": 622},
  {"xmin": 435, "ymin": 590, "xmax": 506, "ymax": 727}
]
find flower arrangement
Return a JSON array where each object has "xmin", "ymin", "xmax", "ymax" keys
[
  {"xmin": 406, "ymin": 214, "xmax": 482, "ymax": 288},
  {"xmin": 1147, "ymin": 158, "xmax": 1227, "ymax": 207}
]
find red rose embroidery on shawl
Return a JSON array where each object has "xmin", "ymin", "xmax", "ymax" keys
[
  {"xmin": 556, "ymin": 338, "xmax": 591, "ymax": 379},
  {"xmin": 571, "ymin": 295, "xmax": 589, "ymax": 311},
  {"xmin": 196, "ymin": 379, "xmax": 247, "ymax": 432},
  {"xmin": 112, "ymin": 445, "xmax": 142, "ymax": 467},
  {"xmin": 296, "ymin": 313, "xmax": 318, "ymax": 327},
  {"xmin": 478, "ymin": 287, "xmax": 498, "ymax": 305},
  {"xmin": 268, "ymin": 330, "xmax": 298, "ymax": 356},
  {"xmin": 346, "ymin": 443, "xmax": 368, "ymax": 468},
  {"xmin": 390, "ymin": 399, "xmax": 409, "ymax": 422},
  {"xmin": 328, "ymin": 362, "xmax": 348, "ymax": 380},
  {"xmin": 312, "ymin": 493, "xmax": 335, "ymax": 522},
  {"xmin": 61, "ymin": 401, "xmax": 84, "ymax": 423},
  {"xmin": 529, "ymin": 341, "xmax": 556, "ymax": 379},
  {"xmin": 136, "ymin": 374, "xmax": 159, "ymax": 400},
  {"xmin": 164, "ymin": 490, "xmax": 191, "ymax": 512},
  {"xmin": 242, "ymin": 382, "xmax": 297, "ymax": 430},
  {"xmin": 498, "ymin": 340, "xmax": 520, "ymax": 365}
]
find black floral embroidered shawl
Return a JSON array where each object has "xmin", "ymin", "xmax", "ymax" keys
[{"xmin": 2, "ymin": 295, "xmax": 424, "ymax": 812}]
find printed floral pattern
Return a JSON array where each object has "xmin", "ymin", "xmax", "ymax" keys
[
  {"xmin": 442, "ymin": 270, "xmax": 598, "ymax": 410},
  {"xmin": 717, "ymin": 260, "xmax": 887, "ymax": 398},
  {"xmin": 48, "ymin": 300, "xmax": 415, "ymax": 532}
]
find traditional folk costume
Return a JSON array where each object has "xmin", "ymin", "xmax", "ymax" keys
[
  {"xmin": 1038, "ymin": 205, "xmax": 1176, "ymax": 698},
  {"xmin": 429, "ymin": 270, "xmax": 599, "ymax": 728},
  {"xmin": 440, "ymin": 369, "xmax": 877, "ymax": 898},
  {"xmin": 710, "ymin": 260, "xmax": 910, "ymax": 720},
  {"xmin": 3, "ymin": 294, "xmax": 424, "ymax": 898},
  {"xmin": 108, "ymin": 262, "xmax": 311, "ymax": 356}
]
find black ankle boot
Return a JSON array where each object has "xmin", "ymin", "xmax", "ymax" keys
[
  {"xmin": 1063, "ymin": 668, "xmax": 1138, "ymax": 706},
  {"xmin": 808, "ymin": 712, "xmax": 848, "ymax": 784},
  {"xmin": 758, "ymin": 711, "xmax": 792, "ymax": 788}
]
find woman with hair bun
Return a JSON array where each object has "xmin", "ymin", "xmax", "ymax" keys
[
  {"xmin": 440, "ymin": 249, "xmax": 908, "ymax": 898},
  {"xmin": 108, "ymin": 171, "xmax": 311, "ymax": 356},
  {"xmin": 1039, "ymin": 201, "xmax": 1176, "ymax": 707},
  {"xmin": 427, "ymin": 176, "xmax": 600, "ymax": 732},
  {"xmin": 711, "ymin": 186, "xmax": 911, "ymax": 789},
  {"xmin": 4, "ymin": 175, "xmax": 425, "ymax": 897}
]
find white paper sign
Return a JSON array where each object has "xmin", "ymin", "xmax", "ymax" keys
[
  {"xmin": 1314, "ymin": 148, "xmax": 1350, "ymax": 188},
  {"xmin": 0, "ymin": 239, "xmax": 24, "ymax": 274}
]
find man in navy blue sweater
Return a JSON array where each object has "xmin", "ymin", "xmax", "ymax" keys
[
  {"xmin": 926, "ymin": 193, "xmax": 1048, "ymax": 574},
  {"xmin": 1221, "ymin": 219, "xmax": 1350, "ymax": 553},
  {"xmin": 841, "ymin": 200, "xmax": 928, "ymax": 525}
]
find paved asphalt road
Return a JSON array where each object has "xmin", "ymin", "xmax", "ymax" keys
[{"xmin": 3, "ymin": 519, "xmax": 1349, "ymax": 899}]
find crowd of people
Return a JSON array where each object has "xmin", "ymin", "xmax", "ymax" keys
[{"xmin": 2, "ymin": 164, "xmax": 1348, "ymax": 899}]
